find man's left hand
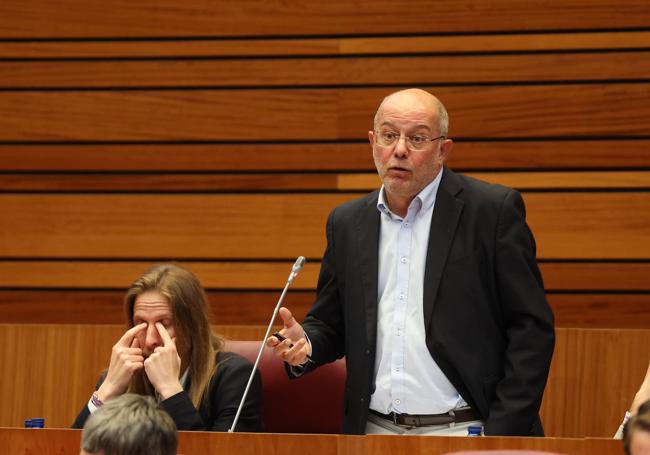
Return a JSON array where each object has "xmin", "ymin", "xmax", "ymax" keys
[{"xmin": 144, "ymin": 322, "xmax": 183, "ymax": 400}]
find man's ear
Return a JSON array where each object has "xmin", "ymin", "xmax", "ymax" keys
[
  {"xmin": 439, "ymin": 138, "xmax": 453, "ymax": 162},
  {"xmin": 368, "ymin": 130, "xmax": 375, "ymax": 146}
]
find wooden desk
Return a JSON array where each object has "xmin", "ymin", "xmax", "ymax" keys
[{"xmin": 0, "ymin": 427, "xmax": 623, "ymax": 455}]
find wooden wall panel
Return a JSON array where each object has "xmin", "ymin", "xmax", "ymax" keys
[
  {"xmin": 3, "ymin": 52, "xmax": 650, "ymax": 88},
  {"xmin": 0, "ymin": 324, "xmax": 647, "ymax": 438},
  {"xmin": 0, "ymin": 261, "xmax": 648, "ymax": 291},
  {"xmin": 2, "ymin": 31, "xmax": 649, "ymax": 58},
  {"xmin": 338, "ymin": 171, "xmax": 650, "ymax": 192},
  {"xmin": 2, "ymin": 85, "xmax": 649, "ymax": 141},
  {"xmin": 1, "ymin": 290, "xmax": 649, "ymax": 329},
  {"xmin": 0, "ymin": 193, "xmax": 648, "ymax": 259},
  {"xmin": 2, "ymin": 1, "xmax": 649, "ymax": 38},
  {"xmin": 0, "ymin": 429, "xmax": 625, "ymax": 455},
  {"xmin": 0, "ymin": 0, "xmax": 647, "ymax": 442},
  {"xmin": 2, "ymin": 141, "xmax": 649, "ymax": 171},
  {"xmin": 541, "ymin": 328, "xmax": 650, "ymax": 437},
  {"xmin": 2, "ymin": 171, "xmax": 648, "ymax": 192}
]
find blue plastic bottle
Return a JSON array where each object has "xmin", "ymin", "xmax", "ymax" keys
[{"xmin": 24, "ymin": 418, "xmax": 45, "ymax": 428}]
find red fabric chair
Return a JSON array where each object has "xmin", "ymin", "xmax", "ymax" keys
[{"xmin": 225, "ymin": 340, "xmax": 346, "ymax": 434}]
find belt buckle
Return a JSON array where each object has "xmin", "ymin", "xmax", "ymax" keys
[
  {"xmin": 391, "ymin": 412, "xmax": 398, "ymax": 425},
  {"xmin": 448, "ymin": 409, "xmax": 456, "ymax": 428}
]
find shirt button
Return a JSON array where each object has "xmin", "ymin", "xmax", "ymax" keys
[
  {"xmin": 400, "ymin": 257, "xmax": 407, "ymax": 264},
  {"xmin": 399, "ymin": 294, "xmax": 405, "ymax": 300},
  {"xmin": 404, "ymin": 222, "xmax": 409, "ymax": 228},
  {"xmin": 394, "ymin": 399, "xmax": 401, "ymax": 405}
]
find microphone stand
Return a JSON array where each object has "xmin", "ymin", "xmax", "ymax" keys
[{"xmin": 228, "ymin": 256, "xmax": 306, "ymax": 432}]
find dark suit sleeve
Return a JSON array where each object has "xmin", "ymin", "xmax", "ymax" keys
[
  {"xmin": 162, "ymin": 354, "xmax": 263, "ymax": 432},
  {"xmin": 484, "ymin": 189, "xmax": 555, "ymax": 436},
  {"xmin": 71, "ymin": 374, "xmax": 105, "ymax": 429},
  {"xmin": 301, "ymin": 208, "xmax": 346, "ymax": 368}
]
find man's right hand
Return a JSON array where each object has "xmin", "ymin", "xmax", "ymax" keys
[
  {"xmin": 266, "ymin": 307, "xmax": 311, "ymax": 366},
  {"xmin": 96, "ymin": 323, "xmax": 146, "ymax": 402}
]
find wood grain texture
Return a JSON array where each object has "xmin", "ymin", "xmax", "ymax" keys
[
  {"xmin": 0, "ymin": 261, "xmax": 322, "ymax": 290},
  {"xmin": 1, "ymin": 289, "xmax": 649, "ymax": 328},
  {"xmin": 0, "ymin": 173, "xmax": 339, "ymax": 192},
  {"xmin": 0, "ymin": 324, "xmax": 647, "ymax": 439},
  {"xmin": 0, "ymin": 290, "xmax": 315, "ymax": 325},
  {"xmin": 0, "ymin": 193, "xmax": 647, "ymax": 259},
  {"xmin": 2, "ymin": 171, "xmax": 648, "ymax": 192},
  {"xmin": 0, "ymin": 141, "xmax": 648, "ymax": 171},
  {"xmin": 1, "ymin": 0, "xmax": 649, "ymax": 38},
  {"xmin": 0, "ymin": 143, "xmax": 374, "ymax": 171},
  {"xmin": 4, "ymin": 52, "xmax": 650, "ymax": 88},
  {"xmin": 541, "ymin": 328, "xmax": 650, "ymax": 437},
  {"xmin": 540, "ymin": 262, "xmax": 650, "ymax": 291},
  {"xmin": 338, "ymin": 171, "xmax": 650, "ymax": 191},
  {"xmin": 2, "ymin": 85, "xmax": 649, "ymax": 141},
  {"xmin": 0, "ymin": 428, "xmax": 625, "ymax": 455},
  {"xmin": 0, "ymin": 261, "xmax": 648, "ymax": 291},
  {"xmin": 2, "ymin": 31, "xmax": 649, "ymax": 58},
  {"xmin": 548, "ymin": 294, "xmax": 650, "ymax": 329}
]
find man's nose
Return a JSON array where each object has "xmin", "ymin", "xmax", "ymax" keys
[
  {"xmin": 144, "ymin": 324, "xmax": 161, "ymax": 350},
  {"xmin": 392, "ymin": 134, "xmax": 409, "ymax": 157}
]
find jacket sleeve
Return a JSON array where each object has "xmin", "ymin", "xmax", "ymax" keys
[
  {"xmin": 162, "ymin": 354, "xmax": 262, "ymax": 432},
  {"xmin": 301, "ymin": 208, "xmax": 346, "ymax": 368},
  {"xmin": 484, "ymin": 189, "xmax": 555, "ymax": 436},
  {"xmin": 71, "ymin": 374, "xmax": 105, "ymax": 429}
]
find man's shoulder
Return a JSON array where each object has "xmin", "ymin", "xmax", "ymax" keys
[
  {"xmin": 445, "ymin": 168, "xmax": 514, "ymax": 202},
  {"xmin": 329, "ymin": 190, "xmax": 379, "ymax": 219}
]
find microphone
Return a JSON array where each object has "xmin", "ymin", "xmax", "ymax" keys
[{"xmin": 228, "ymin": 256, "xmax": 306, "ymax": 432}]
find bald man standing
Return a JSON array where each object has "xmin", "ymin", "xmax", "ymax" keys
[{"xmin": 268, "ymin": 89, "xmax": 555, "ymax": 436}]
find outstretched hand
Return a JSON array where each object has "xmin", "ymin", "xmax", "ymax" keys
[{"xmin": 266, "ymin": 307, "xmax": 311, "ymax": 366}]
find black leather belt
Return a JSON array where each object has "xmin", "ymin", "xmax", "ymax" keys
[{"xmin": 370, "ymin": 408, "xmax": 478, "ymax": 427}]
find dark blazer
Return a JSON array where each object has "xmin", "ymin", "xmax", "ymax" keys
[
  {"xmin": 301, "ymin": 167, "xmax": 555, "ymax": 436},
  {"xmin": 72, "ymin": 351, "xmax": 262, "ymax": 432}
]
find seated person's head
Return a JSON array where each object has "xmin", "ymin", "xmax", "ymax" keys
[
  {"xmin": 80, "ymin": 393, "xmax": 177, "ymax": 455},
  {"xmin": 624, "ymin": 399, "xmax": 650, "ymax": 455},
  {"xmin": 124, "ymin": 264, "xmax": 223, "ymax": 406}
]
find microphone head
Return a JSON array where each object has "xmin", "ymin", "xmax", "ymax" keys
[{"xmin": 292, "ymin": 256, "xmax": 306, "ymax": 274}]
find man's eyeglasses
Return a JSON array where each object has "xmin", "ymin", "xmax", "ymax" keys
[{"xmin": 374, "ymin": 130, "xmax": 446, "ymax": 151}]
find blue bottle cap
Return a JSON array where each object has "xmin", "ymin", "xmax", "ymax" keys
[{"xmin": 467, "ymin": 425, "xmax": 482, "ymax": 436}]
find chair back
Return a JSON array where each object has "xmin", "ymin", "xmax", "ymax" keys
[{"xmin": 225, "ymin": 340, "xmax": 346, "ymax": 433}]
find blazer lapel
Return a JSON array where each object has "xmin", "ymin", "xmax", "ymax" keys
[
  {"xmin": 423, "ymin": 168, "xmax": 465, "ymax": 330},
  {"xmin": 355, "ymin": 191, "xmax": 380, "ymax": 347}
]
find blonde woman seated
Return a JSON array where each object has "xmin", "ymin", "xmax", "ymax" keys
[{"xmin": 73, "ymin": 264, "xmax": 262, "ymax": 432}]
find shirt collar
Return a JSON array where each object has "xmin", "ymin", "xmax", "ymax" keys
[{"xmin": 376, "ymin": 167, "xmax": 444, "ymax": 220}]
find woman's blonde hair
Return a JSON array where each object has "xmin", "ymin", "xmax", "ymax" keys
[{"xmin": 124, "ymin": 263, "xmax": 224, "ymax": 408}]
